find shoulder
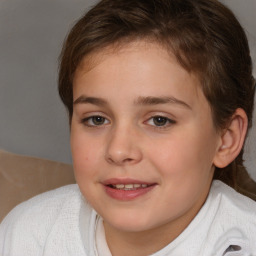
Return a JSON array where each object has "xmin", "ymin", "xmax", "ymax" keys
[
  {"xmin": 1, "ymin": 184, "xmax": 81, "ymax": 225},
  {"xmin": 0, "ymin": 185, "xmax": 93, "ymax": 255},
  {"xmin": 211, "ymin": 180, "xmax": 256, "ymax": 216},
  {"xmin": 209, "ymin": 180, "xmax": 256, "ymax": 252}
]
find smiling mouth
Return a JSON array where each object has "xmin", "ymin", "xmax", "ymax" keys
[
  {"xmin": 104, "ymin": 181, "xmax": 156, "ymax": 200},
  {"xmin": 108, "ymin": 183, "xmax": 151, "ymax": 190}
]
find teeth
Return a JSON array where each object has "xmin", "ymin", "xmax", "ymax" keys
[
  {"xmin": 115, "ymin": 184, "xmax": 125, "ymax": 189},
  {"xmin": 112, "ymin": 184, "xmax": 149, "ymax": 190},
  {"xmin": 125, "ymin": 184, "xmax": 134, "ymax": 189}
]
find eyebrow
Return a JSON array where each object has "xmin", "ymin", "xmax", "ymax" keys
[
  {"xmin": 134, "ymin": 96, "xmax": 192, "ymax": 109},
  {"xmin": 73, "ymin": 96, "xmax": 107, "ymax": 106},
  {"xmin": 73, "ymin": 95, "xmax": 191, "ymax": 109}
]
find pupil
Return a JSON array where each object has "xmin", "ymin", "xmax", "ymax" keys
[
  {"xmin": 93, "ymin": 116, "xmax": 104, "ymax": 125},
  {"xmin": 153, "ymin": 116, "xmax": 167, "ymax": 126}
]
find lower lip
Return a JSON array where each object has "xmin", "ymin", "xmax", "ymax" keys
[{"xmin": 104, "ymin": 185, "xmax": 156, "ymax": 201}]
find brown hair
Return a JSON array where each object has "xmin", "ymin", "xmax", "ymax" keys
[{"xmin": 58, "ymin": 0, "xmax": 256, "ymax": 198}]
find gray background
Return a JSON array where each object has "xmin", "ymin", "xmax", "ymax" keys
[{"xmin": 0, "ymin": 0, "xmax": 255, "ymax": 180}]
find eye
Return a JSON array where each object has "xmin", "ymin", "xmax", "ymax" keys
[
  {"xmin": 82, "ymin": 115, "xmax": 110, "ymax": 127},
  {"xmin": 146, "ymin": 115, "xmax": 175, "ymax": 127}
]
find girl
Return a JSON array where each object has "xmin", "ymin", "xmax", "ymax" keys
[{"xmin": 1, "ymin": 0, "xmax": 256, "ymax": 255}]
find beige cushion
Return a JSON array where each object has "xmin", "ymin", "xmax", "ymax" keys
[{"xmin": 0, "ymin": 149, "xmax": 75, "ymax": 222}]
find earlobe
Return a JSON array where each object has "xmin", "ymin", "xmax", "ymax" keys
[{"xmin": 213, "ymin": 108, "xmax": 248, "ymax": 168}]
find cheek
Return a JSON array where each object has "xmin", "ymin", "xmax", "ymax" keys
[
  {"xmin": 146, "ymin": 132, "xmax": 215, "ymax": 179},
  {"xmin": 70, "ymin": 130, "xmax": 102, "ymax": 180}
]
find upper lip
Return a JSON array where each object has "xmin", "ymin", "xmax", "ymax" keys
[{"xmin": 102, "ymin": 178, "xmax": 156, "ymax": 186}]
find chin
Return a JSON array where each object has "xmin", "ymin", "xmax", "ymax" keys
[{"xmin": 103, "ymin": 211, "xmax": 156, "ymax": 233}]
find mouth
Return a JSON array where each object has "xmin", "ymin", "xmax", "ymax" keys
[
  {"xmin": 107, "ymin": 183, "xmax": 153, "ymax": 190},
  {"xmin": 103, "ymin": 179, "xmax": 157, "ymax": 200}
]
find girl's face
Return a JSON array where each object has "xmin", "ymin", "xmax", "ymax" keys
[{"xmin": 71, "ymin": 41, "xmax": 222, "ymax": 239}]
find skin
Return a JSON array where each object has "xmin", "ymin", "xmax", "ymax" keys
[{"xmin": 70, "ymin": 41, "xmax": 223, "ymax": 256}]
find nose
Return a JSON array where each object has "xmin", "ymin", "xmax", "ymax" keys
[{"xmin": 105, "ymin": 126, "xmax": 142, "ymax": 166}]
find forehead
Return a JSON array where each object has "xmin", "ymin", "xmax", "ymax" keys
[
  {"xmin": 73, "ymin": 41, "xmax": 204, "ymax": 108},
  {"xmin": 75, "ymin": 40, "xmax": 195, "ymax": 79}
]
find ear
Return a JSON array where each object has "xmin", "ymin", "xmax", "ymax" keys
[{"xmin": 213, "ymin": 108, "xmax": 248, "ymax": 168}]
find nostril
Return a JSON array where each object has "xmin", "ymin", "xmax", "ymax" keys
[
  {"xmin": 124, "ymin": 158, "xmax": 133, "ymax": 162},
  {"xmin": 105, "ymin": 145, "xmax": 142, "ymax": 165},
  {"xmin": 106, "ymin": 156, "xmax": 134, "ymax": 164},
  {"xmin": 106, "ymin": 153, "xmax": 141, "ymax": 166}
]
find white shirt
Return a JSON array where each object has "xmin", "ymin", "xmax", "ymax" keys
[
  {"xmin": 95, "ymin": 217, "xmax": 112, "ymax": 256},
  {"xmin": 0, "ymin": 180, "xmax": 256, "ymax": 256}
]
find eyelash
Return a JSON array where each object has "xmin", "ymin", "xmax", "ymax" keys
[
  {"xmin": 146, "ymin": 116, "xmax": 176, "ymax": 129},
  {"xmin": 81, "ymin": 115, "xmax": 176, "ymax": 129},
  {"xmin": 81, "ymin": 115, "xmax": 110, "ymax": 127}
]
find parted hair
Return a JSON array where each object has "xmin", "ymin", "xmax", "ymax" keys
[{"xmin": 58, "ymin": 0, "xmax": 256, "ymax": 198}]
